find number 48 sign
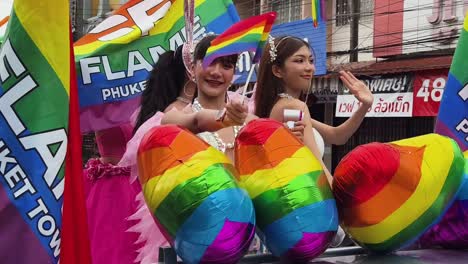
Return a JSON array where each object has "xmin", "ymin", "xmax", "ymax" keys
[
  {"xmin": 413, "ymin": 70, "xmax": 449, "ymax": 116},
  {"xmin": 416, "ymin": 77, "xmax": 446, "ymax": 102}
]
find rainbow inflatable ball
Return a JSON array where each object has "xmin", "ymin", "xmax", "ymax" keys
[
  {"xmin": 333, "ymin": 133, "xmax": 464, "ymax": 253},
  {"xmin": 137, "ymin": 125, "xmax": 256, "ymax": 264},
  {"xmin": 418, "ymin": 150, "xmax": 468, "ymax": 249},
  {"xmin": 235, "ymin": 119, "xmax": 338, "ymax": 262}
]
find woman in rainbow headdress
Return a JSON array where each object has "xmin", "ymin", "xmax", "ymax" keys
[
  {"xmin": 120, "ymin": 29, "xmax": 267, "ymax": 262},
  {"xmin": 129, "ymin": 34, "xmax": 258, "ymax": 264},
  {"xmin": 161, "ymin": 34, "xmax": 256, "ymax": 158}
]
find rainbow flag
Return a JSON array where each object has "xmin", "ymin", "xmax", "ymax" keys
[
  {"xmin": 311, "ymin": 0, "xmax": 326, "ymax": 28},
  {"xmin": 252, "ymin": 12, "xmax": 276, "ymax": 63},
  {"xmin": 203, "ymin": 12, "xmax": 276, "ymax": 68},
  {"xmin": 435, "ymin": 13, "xmax": 468, "ymax": 151},
  {"xmin": 0, "ymin": 1, "xmax": 91, "ymax": 263},
  {"xmin": 75, "ymin": 0, "xmax": 240, "ymax": 133}
]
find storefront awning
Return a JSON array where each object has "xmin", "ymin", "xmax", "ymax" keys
[{"xmin": 327, "ymin": 55, "xmax": 453, "ymax": 76}]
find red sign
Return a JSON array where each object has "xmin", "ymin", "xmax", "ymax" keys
[{"xmin": 413, "ymin": 69, "xmax": 449, "ymax": 116}]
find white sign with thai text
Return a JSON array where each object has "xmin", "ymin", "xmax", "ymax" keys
[{"xmin": 336, "ymin": 93, "xmax": 413, "ymax": 117}]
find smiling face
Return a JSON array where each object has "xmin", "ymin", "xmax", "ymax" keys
[
  {"xmin": 273, "ymin": 45, "xmax": 315, "ymax": 94},
  {"xmin": 193, "ymin": 56, "xmax": 236, "ymax": 98},
  {"xmin": 255, "ymin": 36, "xmax": 315, "ymax": 118}
]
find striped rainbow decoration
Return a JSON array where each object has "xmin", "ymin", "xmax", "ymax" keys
[
  {"xmin": 419, "ymin": 13, "xmax": 468, "ymax": 251},
  {"xmin": 203, "ymin": 12, "xmax": 276, "ymax": 68},
  {"xmin": 419, "ymin": 150, "xmax": 468, "ymax": 248},
  {"xmin": 137, "ymin": 125, "xmax": 255, "ymax": 264},
  {"xmin": 74, "ymin": 0, "xmax": 240, "ymax": 133},
  {"xmin": 435, "ymin": 13, "xmax": 468, "ymax": 151},
  {"xmin": 0, "ymin": 0, "xmax": 91, "ymax": 262},
  {"xmin": 252, "ymin": 12, "xmax": 276, "ymax": 63},
  {"xmin": 333, "ymin": 134, "xmax": 464, "ymax": 253},
  {"xmin": 311, "ymin": 0, "xmax": 326, "ymax": 27},
  {"xmin": 235, "ymin": 119, "xmax": 338, "ymax": 262}
]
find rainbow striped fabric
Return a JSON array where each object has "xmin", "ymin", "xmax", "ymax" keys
[
  {"xmin": 311, "ymin": 0, "xmax": 326, "ymax": 27},
  {"xmin": 0, "ymin": 1, "xmax": 90, "ymax": 263},
  {"xmin": 435, "ymin": 13, "xmax": 468, "ymax": 151},
  {"xmin": 235, "ymin": 119, "xmax": 338, "ymax": 262},
  {"xmin": 137, "ymin": 125, "xmax": 255, "ymax": 264},
  {"xmin": 419, "ymin": 151, "xmax": 468, "ymax": 248},
  {"xmin": 203, "ymin": 12, "xmax": 276, "ymax": 68},
  {"xmin": 75, "ymin": 0, "xmax": 240, "ymax": 133},
  {"xmin": 334, "ymin": 134, "xmax": 464, "ymax": 253}
]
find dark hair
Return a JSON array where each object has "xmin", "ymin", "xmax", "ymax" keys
[
  {"xmin": 254, "ymin": 36, "xmax": 311, "ymax": 118},
  {"xmin": 191, "ymin": 34, "xmax": 239, "ymax": 101},
  {"xmin": 133, "ymin": 45, "xmax": 187, "ymax": 133}
]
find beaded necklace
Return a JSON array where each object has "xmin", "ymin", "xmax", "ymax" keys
[
  {"xmin": 278, "ymin": 93, "xmax": 295, "ymax": 99},
  {"xmin": 192, "ymin": 98, "xmax": 242, "ymax": 153}
]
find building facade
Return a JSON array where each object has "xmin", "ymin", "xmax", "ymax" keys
[{"xmin": 329, "ymin": 0, "xmax": 467, "ymax": 171}]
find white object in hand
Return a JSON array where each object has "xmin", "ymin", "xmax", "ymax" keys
[
  {"xmin": 283, "ymin": 109, "xmax": 303, "ymax": 129},
  {"xmin": 284, "ymin": 109, "xmax": 325, "ymax": 159}
]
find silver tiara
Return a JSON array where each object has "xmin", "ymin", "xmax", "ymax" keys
[
  {"xmin": 268, "ymin": 35, "xmax": 293, "ymax": 63},
  {"xmin": 268, "ymin": 35, "xmax": 277, "ymax": 63}
]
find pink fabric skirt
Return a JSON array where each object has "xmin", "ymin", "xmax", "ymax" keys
[{"xmin": 83, "ymin": 158, "xmax": 141, "ymax": 264}]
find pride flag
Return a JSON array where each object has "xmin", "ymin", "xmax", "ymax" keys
[
  {"xmin": 435, "ymin": 13, "xmax": 468, "ymax": 151},
  {"xmin": 75, "ymin": 0, "xmax": 240, "ymax": 133},
  {"xmin": 252, "ymin": 12, "xmax": 276, "ymax": 63},
  {"xmin": 311, "ymin": 0, "xmax": 326, "ymax": 27},
  {"xmin": 203, "ymin": 12, "xmax": 276, "ymax": 68},
  {"xmin": 0, "ymin": 0, "xmax": 90, "ymax": 263}
]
